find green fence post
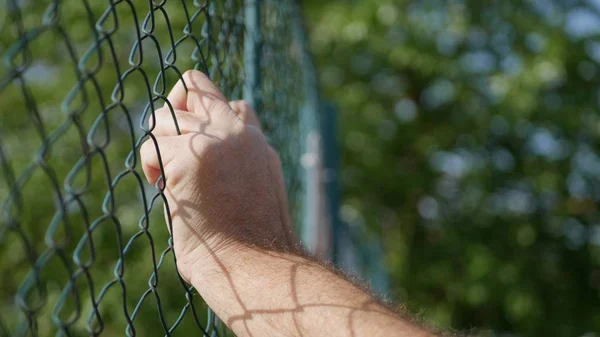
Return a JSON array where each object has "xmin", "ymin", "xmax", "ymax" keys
[
  {"xmin": 292, "ymin": 5, "xmax": 325, "ymax": 257},
  {"xmin": 321, "ymin": 103, "xmax": 341, "ymax": 262},
  {"xmin": 244, "ymin": 0, "xmax": 261, "ymax": 110},
  {"xmin": 322, "ymin": 104, "xmax": 389, "ymax": 295}
]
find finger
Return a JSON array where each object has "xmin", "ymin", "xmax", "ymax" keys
[
  {"xmin": 150, "ymin": 107, "xmax": 204, "ymax": 137},
  {"xmin": 164, "ymin": 71, "xmax": 189, "ymax": 111},
  {"xmin": 139, "ymin": 136, "xmax": 180, "ymax": 185},
  {"xmin": 178, "ymin": 70, "xmax": 237, "ymax": 123},
  {"xmin": 229, "ymin": 100, "xmax": 262, "ymax": 130}
]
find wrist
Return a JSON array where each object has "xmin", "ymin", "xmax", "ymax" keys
[
  {"xmin": 185, "ymin": 240, "xmax": 305, "ymax": 287},
  {"xmin": 175, "ymin": 222, "xmax": 303, "ymax": 284},
  {"xmin": 174, "ymin": 235, "xmax": 240, "ymax": 282}
]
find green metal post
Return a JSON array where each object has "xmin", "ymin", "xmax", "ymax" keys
[
  {"xmin": 244, "ymin": 0, "xmax": 261, "ymax": 110},
  {"xmin": 322, "ymin": 96, "xmax": 389, "ymax": 296},
  {"xmin": 292, "ymin": 5, "xmax": 324, "ymax": 256},
  {"xmin": 321, "ymin": 103, "xmax": 342, "ymax": 262}
]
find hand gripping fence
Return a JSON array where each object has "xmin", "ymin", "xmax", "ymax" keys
[{"xmin": 0, "ymin": 0, "xmax": 319, "ymax": 336}]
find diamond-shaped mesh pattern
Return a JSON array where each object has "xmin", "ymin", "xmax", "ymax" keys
[{"xmin": 0, "ymin": 0, "xmax": 311, "ymax": 335}]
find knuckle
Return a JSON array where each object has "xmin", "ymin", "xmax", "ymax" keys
[
  {"xmin": 155, "ymin": 106, "xmax": 170, "ymax": 116},
  {"xmin": 163, "ymin": 109, "xmax": 180, "ymax": 123},
  {"xmin": 236, "ymin": 100, "xmax": 251, "ymax": 112},
  {"xmin": 236, "ymin": 100, "xmax": 254, "ymax": 117},
  {"xmin": 183, "ymin": 69, "xmax": 207, "ymax": 83},
  {"xmin": 149, "ymin": 108, "xmax": 168, "ymax": 129},
  {"xmin": 206, "ymin": 97, "xmax": 229, "ymax": 114},
  {"xmin": 182, "ymin": 69, "xmax": 196, "ymax": 79},
  {"xmin": 207, "ymin": 99, "xmax": 239, "ymax": 125},
  {"xmin": 153, "ymin": 108, "xmax": 193, "ymax": 134},
  {"xmin": 229, "ymin": 100, "xmax": 244, "ymax": 114},
  {"xmin": 163, "ymin": 161, "xmax": 182, "ymax": 185},
  {"xmin": 153, "ymin": 108, "xmax": 170, "ymax": 121},
  {"xmin": 140, "ymin": 139, "xmax": 155, "ymax": 159}
]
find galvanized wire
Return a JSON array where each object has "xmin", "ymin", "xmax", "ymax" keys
[{"xmin": 0, "ymin": 0, "xmax": 311, "ymax": 336}]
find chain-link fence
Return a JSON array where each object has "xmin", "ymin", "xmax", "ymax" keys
[{"xmin": 0, "ymin": 0, "xmax": 318, "ymax": 335}]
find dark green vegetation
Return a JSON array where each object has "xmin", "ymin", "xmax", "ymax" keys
[{"xmin": 304, "ymin": 0, "xmax": 600, "ymax": 336}]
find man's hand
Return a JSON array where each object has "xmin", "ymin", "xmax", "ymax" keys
[
  {"xmin": 140, "ymin": 70, "xmax": 294, "ymax": 282},
  {"xmin": 140, "ymin": 70, "xmax": 436, "ymax": 337}
]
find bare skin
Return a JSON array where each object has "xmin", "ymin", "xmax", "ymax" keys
[{"xmin": 140, "ymin": 70, "xmax": 436, "ymax": 337}]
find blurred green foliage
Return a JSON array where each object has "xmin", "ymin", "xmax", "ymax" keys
[{"xmin": 304, "ymin": 0, "xmax": 600, "ymax": 336}]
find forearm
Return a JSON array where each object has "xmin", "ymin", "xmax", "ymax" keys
[{"xmin": 190, "ymin": 245, "xmax": 435, "ymax": 337}]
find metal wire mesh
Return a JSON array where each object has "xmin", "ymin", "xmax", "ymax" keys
[{"xmin": 0, "ymin": 0, "xmax": 311, "ymax": 335}]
